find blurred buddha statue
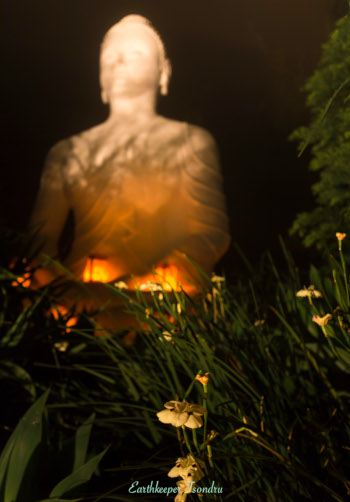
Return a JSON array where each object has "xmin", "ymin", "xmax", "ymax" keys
[{"xmin": 29, "ymin": 15, "xmax": 230, "ymax": 308}]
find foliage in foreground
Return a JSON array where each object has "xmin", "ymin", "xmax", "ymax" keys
[
  {"xmin": 0, "ymin": 234, "xmax": 350, "ymax": 501},
  {"xmin": 0, "ymin": 390, "xmax": 107, "ymax": 502}
]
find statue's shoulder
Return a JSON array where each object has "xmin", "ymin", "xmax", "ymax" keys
[
  {"xmin": 185, "ymin": 124, "xmax": 220, "ymax": 170},
  {"xmin": 50, "ymin": 131, "xmax": 92, "ymax": 162},
  {"xmin": 154, "ymin": 118, "xmax": 217, "ymax": 148},
  {"xmin": 151, "ymin": 116, "xmax": 183, "ymax": 137},
  {"xmin": 153, "ymin": 118, "xmax": 220, "ymax": 170},
  {"xmin": 45, "ymin": 138, "xmax": 73, "ymax": 163},
  {"xmin": 186, "ymin": 124, "xmax": 218, "ymax": 150},
  {"xmin": 43, "ymin": 134, "xmax": 91, "ymax": 188},
  {"xmin": 47, "ymin": 132, "xmax": 87, "ymax": 157}
]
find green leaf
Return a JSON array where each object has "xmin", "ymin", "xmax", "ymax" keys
[
  {"xmin": 69, "ymin": 343, "xmax": 87, "ymax": 355},
  {"xmin": 0, "ymin": 389, "xmax": 49, "ymax": 502},
  {"xmin": 309, "ymin": 264, "xmax": 322, "ymax": 291},
  {"xmin": 335, "ymin": 347, "xmax": 350, "ymax": 372},
  {"xmin": 73, "ymin": 413, "xmax": 95, "ymax": 472},
  {"xmin": 49, "ymin": 447, "xmax": 109, "ymax": 498},
  {"xmin": 1, "ymin": 289, "xmax": 47, "ymax": 348},
  {"xmin": 283, "ymin": 375, "xmax": 296, "ymax": 396},
  {"xmin": 0, "ymin": 361, "xmax": 36, "ymax": 399},
  {"xmin": 73, "ymin": 364, "xmax": 116, "ymax": 384}
]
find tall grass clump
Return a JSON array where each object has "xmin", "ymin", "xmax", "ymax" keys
[{"xmin": 0, "ymin": 230, "xmax": 349, "ymax": 501}]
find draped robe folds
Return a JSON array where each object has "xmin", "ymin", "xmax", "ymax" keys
[{"xmin": 30, "ymin": 117, "xmax": 231, "ymax": 290}]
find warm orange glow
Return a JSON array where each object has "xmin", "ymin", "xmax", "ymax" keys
[
  {"xmin": 82, "ymin": 257, "xmax": 186, "ymax": 292},
  {"xmin": 146, "ymin": 265, "xmax": 197, "ymax": 294},
  {"xmin": 10, "ymin": 259, "xmax": 31, "ymax": 287},
  {"xmin": 83, "ymin": 257, "xmax": 115, "ymax": 283},
  {"xmin": 50, "ymin": 304, "xmax": 78, "ymax": 333},
  {"xmin": 11, "ymin": 272, "xmax": 31, "ymax": 288},
  {"xmin": 146, "ymin": 265, "xmax": 181, "ymax": 291}
]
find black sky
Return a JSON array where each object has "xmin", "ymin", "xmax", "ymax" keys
[{"xmin": 1, "ymin": 0, "xmax": 348, "ymax": 272}]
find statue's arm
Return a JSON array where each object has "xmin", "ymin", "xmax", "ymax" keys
[
  {"xmin": 165, "ymin": 125, "xmax": 231, "ymax": 282},
  {"xmin": 29, "ymin": 140, "xmax": 72, "ymax": 285}
]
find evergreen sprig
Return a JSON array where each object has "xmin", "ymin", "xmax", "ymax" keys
[{"xmin": 290, "ymin": 11, "xmax": 350, "ymax": 251}]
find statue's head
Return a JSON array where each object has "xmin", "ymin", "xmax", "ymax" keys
[{"xmin": 100, "ymin": 15, "xmax": 172, "ymax": 104}]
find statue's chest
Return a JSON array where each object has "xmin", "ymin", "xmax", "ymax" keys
[
  {"xmin": 108, "ymin": 158, "xmax": 181, "ymax": 214},
  {"xmin": 66, "ymin": 127, "xmax": 185, "ymax": 216}
]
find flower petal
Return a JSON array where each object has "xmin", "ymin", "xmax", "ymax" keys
[
  {"xmin": 168, "ymin": 465, "xmax": 188, "ymax": 478},
  {"xmin": 190, "ymin": 466, "xmax": 205, "ymax": 483},
  {"xmin": 312, "ymin": 313, "xmax": 332, "ymax": 326},
  {"xmin": 156, "ymin": 409, "xmax": 175, "ymax": 424},
  {"xmin": 188, "ymin": 404, "xmax": 207, "ymax": 415},
  {"xmin": 211, "ymin": 274, "xmax": 225, "ymax": 282},
  {"xmin": 336, "ymin": 232, "xmax": 346, "ymax": 241},
  {"xmin": 114, "ymin": 281, "xmax": 128, "ymax": 289},
  {"xmin": 171, "ymin": 411, "xmax": 189, "ymax": 427},
  {"xmin": 195, "ymin": 373, "xmax": 210, "ymax": 385},
  {"xmin": 175, "ymin": 480, "xmax": 189, "ymax": 502},
  {"xmin": 296, "ymin": 290, "xmax": 308, "ymax": 297},
  {"xmin": 175, "ymin": 400, "xmax": 189, "ymax": 413},
  {"xmin": 296, "ymin": 285, "xmax": 322, "ymax": 298},
  {"xmin": 164, "ymin": 400, "xmax": 180, "ymax": 410},
  {"xmin": 184, "ymin": 414, "xmax": 203, "ymax": 429}
]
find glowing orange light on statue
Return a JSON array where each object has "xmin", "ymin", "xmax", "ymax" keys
[
  {"xmin": 10, "ymin": 258, "xmax": 32, "ymax": 288},
  {"xmin": 50, "ymin": 304, "xmax": 78, "ymax": 333},
  {"xmin": 82, "ymin": 257, "xmax": 184, "ymax": 292},
  {"xmin": 153, "ymin": 265, "xmax": 180, "ymax": 291},
  {"xmin": 11, "ymin": 272, "xmax": 31, "ymax": 288},
  {"xmin": 83, "ymin": 257, "xmax": 113, "ymax": 283}
]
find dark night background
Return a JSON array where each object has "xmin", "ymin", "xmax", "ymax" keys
[{"xmin": 1, "ymin": 0, "xmax": 348, "ymax": 274}]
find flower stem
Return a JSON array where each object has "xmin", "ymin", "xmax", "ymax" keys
[
  {"xmin": 177, "ymin": 426, "xmax": 185, "ymax": 457},
  {"xmin": 339, "ymin": 247, "xmax": 350, "ymax": 308},
  {"xmin": 182, "ymin": 425, "xmax": 195, "ymax": 459},
  {"xmin": 270, "ymin": 306, "xmax": 343, "ymax": 409},
  {"xmin": 201, "ymin": 384, "xmax": 208, "ymax": 450},
  {"xmin": 207, "ymin": 444, "xmax": 215, "ymax": 469},
  {"xmin": 192, "ymin": 428, "xmax": 200, "ymax": 453},
  {"xmin": 322, "ymin": 326, "xmax": 340, "ymax": 359},
  {"xmin": 182, "ymin": 426, "xmax": 208, "ymax": 476},
  {"xmin": 183, "ymin": 370, "xmax": 202, "ymax": 400}
]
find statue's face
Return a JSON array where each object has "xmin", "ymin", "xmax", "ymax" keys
[{"xmin": 100, "ymin": 24, "xmax": 161, "ymax": 101}]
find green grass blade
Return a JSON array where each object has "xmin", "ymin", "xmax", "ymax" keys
[
  {"xmin": 1, "ymin": 389, "xmax": 49, "ymax": 502},
  {"xmin": 49, "ymin": 446, "xmax": 109, "ymax": 498},
  {"xmin": 73, "ymin": 413, "xmax": 95, "ymax": 472}
]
